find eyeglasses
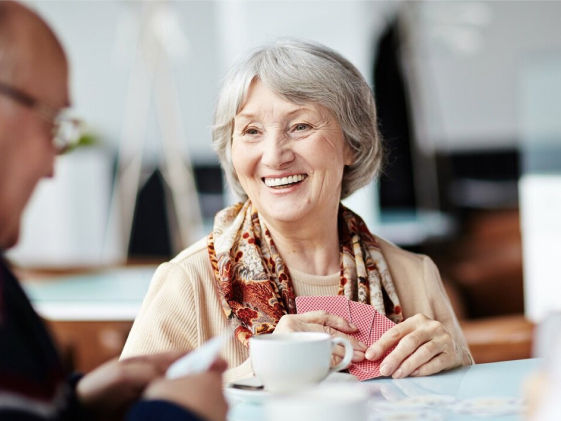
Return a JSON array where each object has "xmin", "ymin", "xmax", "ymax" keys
[{"xmin": 0, "ymin": 81, "xmax": 84, "ymax": 154}]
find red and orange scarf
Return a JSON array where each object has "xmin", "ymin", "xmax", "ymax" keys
[{"xmin": 208, "ymin": 201, "xmax": 403, "ymax": 346}]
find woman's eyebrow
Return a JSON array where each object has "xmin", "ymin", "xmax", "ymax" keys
[
  {"xmin": 236, "ymin": 107, "xmax": 316, "ymax": 121},
  {"xmin": 234, "ymin": 112, "xmax": 255, "ymax": 120}
]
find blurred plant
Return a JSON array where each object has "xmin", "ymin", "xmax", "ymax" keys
[{"xmin": 65, "ymin": 131, "xmax": 99, "ymax": 154}]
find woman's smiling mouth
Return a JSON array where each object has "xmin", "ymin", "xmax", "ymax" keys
[{"xmin": 262, "ymin": 174, "xmax": 308, "ymax": 189}]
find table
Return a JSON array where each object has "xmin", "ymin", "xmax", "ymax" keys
[{"xmin": 227, "ymin": 358, "xmax": 540, "ymax": 421}]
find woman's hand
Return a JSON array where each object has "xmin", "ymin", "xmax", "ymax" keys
[
  {"xmin": 274, "ymin": 310, "xmax": 367, "ymax": 363},
  {"xmin": 364, "ymin": 313, "xmax": 463, "ymax": 378}
]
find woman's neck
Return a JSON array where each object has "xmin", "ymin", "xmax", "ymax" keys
[{"xmin": 261, "ymin": 212, "xmax": 340, "ymax": 276}]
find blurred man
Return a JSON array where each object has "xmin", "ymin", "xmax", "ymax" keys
[{"xmin": 0, "ymin": 2, "xmax": 228, "ymax": 420}]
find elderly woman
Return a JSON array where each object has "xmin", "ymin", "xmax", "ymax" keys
[{"xmin": 121, "ymin": 39, "xmax": 473, "ymax": 382}]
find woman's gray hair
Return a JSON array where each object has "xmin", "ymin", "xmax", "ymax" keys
[{"xmin": 212, "ymin": 39, "xmax": 383, "ymax": 200}]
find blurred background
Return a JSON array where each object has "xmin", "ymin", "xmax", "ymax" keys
[{"xmin": 9, "ymin": 0, "xmax": 561, "ymax": 373}]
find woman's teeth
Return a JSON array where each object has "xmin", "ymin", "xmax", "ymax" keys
[{"xmin": 264, "ymin": 174, "xmax": 307, "ymax": 188}]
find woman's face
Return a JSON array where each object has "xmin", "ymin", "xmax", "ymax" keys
[{"xmin": 231, "ymin": 79, "xmax": 353, "ymax": 227}]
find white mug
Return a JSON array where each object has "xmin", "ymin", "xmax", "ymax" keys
[{"xmin": 250, "ymin": 332, "xmax": 354, "ymax": 393}]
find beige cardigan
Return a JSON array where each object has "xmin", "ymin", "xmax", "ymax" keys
[{"xmin": 121, "ymin": 236, "xmax": 473, "ymax": 382}]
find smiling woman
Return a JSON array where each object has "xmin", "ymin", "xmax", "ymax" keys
[
  {"xmin": 121, "ymin": 39, "xmax": 473, "ymax": 383},
  {"xmin": 231, "ymin": 79, "xmax": 352, "ymax": 242}
]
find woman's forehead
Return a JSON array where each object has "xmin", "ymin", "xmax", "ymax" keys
[{"xmin": 235, "ymin": 79, "xmax": 328, "ymax": 120}]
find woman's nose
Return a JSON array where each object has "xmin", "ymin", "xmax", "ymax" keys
[{"xmin": 261, "ymin": 131, "xmax": 294, "ymax": 168}]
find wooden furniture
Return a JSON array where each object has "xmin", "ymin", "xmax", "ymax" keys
[
  {"xmin": 461, "ymin": 315, "xmax": 534, "ymax": 363},
  {"xmin": 432, "ymin": 208, "xmax": 533, "ymax": 363},
  {"xmin": 46, "ymin": 320, "xmax": 133, "ymax": 372},
  {"xmin": 21, "ymin": 266, "xmax": 154, "ymax": 372}
]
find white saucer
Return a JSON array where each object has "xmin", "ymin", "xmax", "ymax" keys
[{"xmin": 225, "ymin": 372, "xmax": 358, "ymax": 404}]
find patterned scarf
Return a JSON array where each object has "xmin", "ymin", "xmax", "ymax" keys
[{"xmin": 208, "ymin": 201, "xmax": 403, "ymax": 346}]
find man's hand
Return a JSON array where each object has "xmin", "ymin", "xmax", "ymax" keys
[
  {"xmin": 143, "ymin": 358, "xmax": 228, "ymax": 421},
  {"xmin": 274, "ymin": 311, "xmax": 367, "ymax": 363},
  {"xmin": 365, "ymin": 313, "xmax": 463, "ymax": 378},
  {"xmin": 76, "ymin": 351, "xmax": 183, "ymax": 418}
]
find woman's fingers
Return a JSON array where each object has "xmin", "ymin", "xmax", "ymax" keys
[
  {"xmin": 410, "ymin": 353, "xmax": 451, "ymax": 377},
  {"xmin": 378, "ymin": 334, "xmax": 427, "ymax": 376},
  {"xmin": 365, "ymin": 314, "xmax": 437, "ymax": 360},
  {"xmin": 391, "ymin": 339, "xmax": 443, "ymax": 378},
  {"xmin": 299, "ymin": 310, "xmax": 358, "ymax": 333},
  {"xmin": 365, "ymin": 317, "xmax": 414, "ymax": 361},
  {"xmin": 380, "ymin": 320, "xmax": 441, "ymax": 376},
  {"xmin": 300, "ymin": 311, "xmax": 367, "ymax": 352},
  {"xmin": 275, "ymin": 312, "xmax": 366, "ymax": 351},
  {"xmin": 364, "ymin": 313, "xmax": 459, "ymax": 378},
  {"xmin": 332, "ymin": 342, "xmax": 365, "ymax": 363}
]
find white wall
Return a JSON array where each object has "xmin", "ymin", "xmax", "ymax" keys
[
  {"xmin": 28, "ymin": 0, "xmax": 394, "ymax": 161},
  {"xmin": 403, "ymin": 1, "xmax": 561, "ymax": 152},
  {"xmin": 25, "ymin": 0, "xmax": 561, "ymax": 156},
  {"xmin": 29, "ymin": 0, "xmax": 222, "ymax": 162},
  {"xmin": 10, "ymin": 0, "xmax": 395, "ymax": 265},
  {"xmin": 9, "ymin": 0, "xmax": 561, "ymax": 266}
]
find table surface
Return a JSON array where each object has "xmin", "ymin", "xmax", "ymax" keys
[{"xmin": 227, "ymin": 358, "xmax": 540, "ymax": 421}]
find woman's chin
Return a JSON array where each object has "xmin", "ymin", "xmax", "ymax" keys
[{"xmin": 259, "ymin": 205, "xmax": 310, "ymax": 226}]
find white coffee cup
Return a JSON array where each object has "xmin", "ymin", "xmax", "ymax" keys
[
  {"xmin": 265, "ymin": 383, "xmax": 369, "ymax": 421},
  {"xmin": 249, "ymin": 332, "xmax": 354, "ymax": 393}
]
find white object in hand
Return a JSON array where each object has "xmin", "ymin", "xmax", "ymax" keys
[{"xmin": 166, "ymin": 333, "xmax": 229, "ymax": 379}]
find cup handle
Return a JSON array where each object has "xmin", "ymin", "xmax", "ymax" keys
[{"xmin": 329, "ymin": 337, "xmax": 353, "ymax": 372}]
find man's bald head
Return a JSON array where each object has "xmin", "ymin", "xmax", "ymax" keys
[
  {"xmin": 0, "ymin": 1, "xmax": 67, "ymax": 86},
  {"xmin": 0, "ymin": 1, "xmax": 70, "ymax": 250}
]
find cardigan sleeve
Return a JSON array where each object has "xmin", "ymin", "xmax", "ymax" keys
[
  {"xmin": 422, "ymin": 256, "xmax": 474, "ymax": 366},
  {"xmin": 121, "ymin": 262, "xmax": 200, "ymax": 358}
]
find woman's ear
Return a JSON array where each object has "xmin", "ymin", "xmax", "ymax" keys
[{"xmin": 343, "ymin": 143, "xmax": 354, "ymax": 166}]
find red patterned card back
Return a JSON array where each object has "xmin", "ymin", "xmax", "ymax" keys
[
  {"xmin": 348, "ymin": 301, "xmax": 376, "ymax": 345},
  {"xmin": 295, "ymin": 296, "xmax": 351, "ymax": 322},
  {"xmin": 295, "ymin": 296, "xmax": 397, "ymax": 381},
  {"xmin": 349, "ymin": 305, "xmax": 396, "ymax": 381}
]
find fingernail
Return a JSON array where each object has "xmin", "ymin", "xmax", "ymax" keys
[
  {"xmin": 352, "ymin": 351, "xmax": 365, "ymax": 362},
  {"xmin": 380, "ymin": 363, "xmax": 390, "ymax": 376},
  {"xmin": 357, "ymin": 341, "xmax": 367, "ymax": 351},
  {"xmin": 349, "ymin": 323, "xmax": 357, "ymax": 330},
  {"xmin": 365, "ymin": 347, "xmax": 377, "ymax": 360}
]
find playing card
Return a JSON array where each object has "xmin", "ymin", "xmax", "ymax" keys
[
  {"xmin": 295, "ymin": 295, "xmax": 351, "ymax": 322},
  {"xmin": 370, "ymin": 311, "xmax": 396, "ymax": 344},
  {"xmin": 166, "ymin": 331, "xmax": 230, "ymax": 379},
  {"xmin": 348, "ymin": 300, "xmax": 376, "ymax": 345},
  {"xmin": 349, "ymin": 305, "xmax": 396, "ymax": 381},
  {"xmin": 294, "ymin": 295, "xmax": 396, "ymax": 381}
]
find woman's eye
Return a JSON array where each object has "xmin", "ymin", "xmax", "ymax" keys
[
  {"xmin": 243, "ymin": 127, "xmax": 259, "ymax": 135},
  {"xmin": 293, "ymin": 123, "xmax": 311, "ymax": 132}
]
